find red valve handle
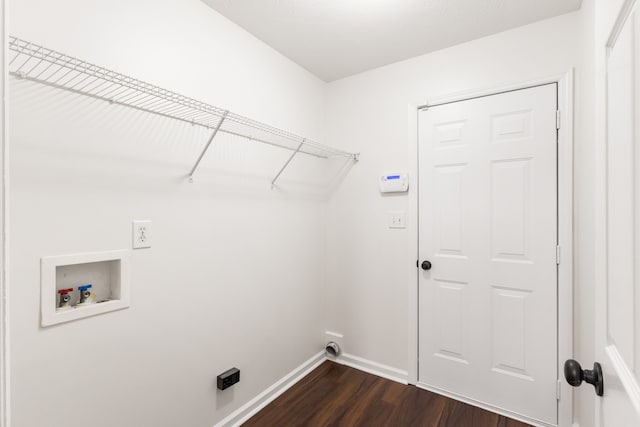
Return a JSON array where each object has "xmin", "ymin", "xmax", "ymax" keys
[{"xmin": 57, "ymin": 288, "xmax": 73, "ymax": 294}]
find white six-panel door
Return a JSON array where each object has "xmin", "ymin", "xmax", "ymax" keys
[{"xmin": 418, "ymin": 84, "xmax": 558, "ymax": 426}]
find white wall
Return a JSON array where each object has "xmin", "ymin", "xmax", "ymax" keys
[
  {"xmin": 8, "ymin": 1, "xmax": 333, "ymax": 426},
  {"xmin": 324, "ymin": 7, "xmax": 597, "ymax": 427},
  {"xmin": 7, "ymin": 1, "xmax": 602, "ymax": 426}
]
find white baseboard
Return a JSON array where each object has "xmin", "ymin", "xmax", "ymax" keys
[
  {"xmin": 213, "ymin": 351, "xmax": 325, "ymax": 427},
  {"xmin": 334, "ymin": 352, "xmax": 409, "ymax": 385},
  {"xmin": 214, "ymin": 351, "xmax": 572, "ymax": 427},
  {"xmin": 213, "ymin": 351, "xmax": 409, "ymax": 427}
]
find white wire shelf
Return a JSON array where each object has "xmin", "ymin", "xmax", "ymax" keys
[{"xmin": 8, "ymin": 36, "xmax": 359, "ymax": 186}]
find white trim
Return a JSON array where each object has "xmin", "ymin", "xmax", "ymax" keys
[
  {"xmin": 605, "ymin": 0, "xmax": 637, "ymax": 49},
  {"xmin": 416, "ymin": 382, "xmax": 556, "ymax": 427},
  {"xmin": 408, "ymin": 72, "xmax": 575, "ymax": 427},
  {"xmin": 213, "ymin": 351, "xmax": 326, "ymax": 427},
  {"xmin": 592, "ymin": 2, "xmax": 611, "ymax": 426},
  {"xmin": 1, "ymin": 0, "xmax": 9, "ymax": 424},
  {"xmin": 335, "ymin": 352, "xmax": 409, "ymax": 385},
  {"xmin": 605, "ymin": 345, "xmax": 640, "ymax": 417},
  {"xmin": 419, "ymin": 74, "xmax": 573, "ymax": 109},
  {"xmin": 557, "ymin": 70, "xmax": 575, "ymax": 427},
  {"xmin": 407, "ymin": 103, "xmax": 419, "ymax": 386}
]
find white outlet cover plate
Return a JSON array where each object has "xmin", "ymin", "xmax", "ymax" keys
[
  {"xmin": 388, "ymin": 211, "xmax": 406, "ymax": 229},
  {"xmin": 132, "ymin": 220, "xmax": 152, "ymax": 249}
]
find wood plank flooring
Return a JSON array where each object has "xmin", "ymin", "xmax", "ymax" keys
[{"xmin": 243, "ymin": 361, "xmax": 532, "ymax": 427}]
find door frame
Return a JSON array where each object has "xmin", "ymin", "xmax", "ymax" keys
[{"xmin": 407, "ymin": 71, "xmax": 574, "ymax": 427}]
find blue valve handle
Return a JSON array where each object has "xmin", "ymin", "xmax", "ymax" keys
[{"xmin": 78, "ymin": 284, "xmax": 92, "ymax": 291}]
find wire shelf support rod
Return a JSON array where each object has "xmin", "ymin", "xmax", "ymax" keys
[
  {"xmin": 188, "ymin": 110, "xmax": 229, "ymax": 182},
  {"xmin": 271, "ymin": 140, "xmax": 304, "ymax": 189}
]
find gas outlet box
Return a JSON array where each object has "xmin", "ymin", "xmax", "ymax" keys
[{"xmin": 217, "ymin": 368, "xmax": 240, "ymax": 390}]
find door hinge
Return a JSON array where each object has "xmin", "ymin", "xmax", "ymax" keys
[
  {"xmin": 556, "ymin": 245, "xmax": 561, "ymax": 265},
  {"xmin": 556, "ymin": 110, "xmax": 561, "ymax": 130},
  {"xmin": 557, "ymin": 379, "xmax": 561, "ymax": 400}
]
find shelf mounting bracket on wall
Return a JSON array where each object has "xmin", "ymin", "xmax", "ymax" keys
[
  {"xmin": 271, "ymin": 139, "xmax": 304, "ymax": 189},
  {"xmin": 188, "ymin": 110, "xmax": 229, "ymax": 183}
]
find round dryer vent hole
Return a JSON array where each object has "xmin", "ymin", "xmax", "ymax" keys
[{"xmin": 325, "ymin": 341, "xmax": 341, "ymax": 358}]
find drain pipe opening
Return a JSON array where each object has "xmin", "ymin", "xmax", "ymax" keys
[{"xmin": 325, "ymin": 341, "xmax": 341, "ymax": 358}]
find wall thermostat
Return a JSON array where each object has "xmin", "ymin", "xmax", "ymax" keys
[{"xmin": 379, "ymin": 173, "xmax": 409, "ymax": 193}]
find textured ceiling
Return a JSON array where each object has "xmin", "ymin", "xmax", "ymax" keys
[{"xmin": 202, "ymin": 0, "xmax": 582, "ymax": 82}]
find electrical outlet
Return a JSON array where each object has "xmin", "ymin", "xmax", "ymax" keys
[
  {"xmin": 388, "ymin": 211, "xmax": 406, "ymax": 229},
  {"xmin": 132, "ymin": 220, "xmax": 151, "ymax": 249}
]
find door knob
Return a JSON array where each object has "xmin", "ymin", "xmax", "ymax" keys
[
  {"xmin": 564, "ymin": 359, "xmax": 604, "ymax": 396},
  {"xmin": 421, "ymin": 260, "xmax": 432, "ymax": 271}
]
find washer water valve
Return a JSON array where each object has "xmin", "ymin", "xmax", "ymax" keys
[
  {"xmin": 57, "ymin": 288, "xmax": 74, "ymax": 310},
  {"xmin": 77, "ymin": 284, "xmax": 93, "ymax": 306}
]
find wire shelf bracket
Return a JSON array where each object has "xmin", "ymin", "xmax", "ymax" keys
[
  {"xmin": 271, "ymin": 139, "xmax": 304, "ymax": 189},
  {"xmin": 8, "ymin": 36, "xmax": 359, "ymax": 185},
  {"xmin": 188, "ymin": 110, "xmax": 228, "ymax": 183}
]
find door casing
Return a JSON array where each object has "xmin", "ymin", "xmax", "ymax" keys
[{"xmin": 406, "ymin": 72, "xmax": 574, "ymax": 427}]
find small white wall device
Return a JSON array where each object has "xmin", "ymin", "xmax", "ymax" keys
[{"xmin": 379, "ymin": 173, "xmax": 409, "ymax": 193}]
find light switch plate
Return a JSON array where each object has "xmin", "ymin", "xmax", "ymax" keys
[
  {"xmin": 388, "ymin": 212, "xmax": 406, "ymax": 229},
  {"xmin": 132, "ymin": 220, "xmax": 151, "ymax": 249}
]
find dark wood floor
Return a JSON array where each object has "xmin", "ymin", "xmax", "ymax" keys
[{"xmin": 243, "ymin": 361, "xmax": 532, "ymax": 427}]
